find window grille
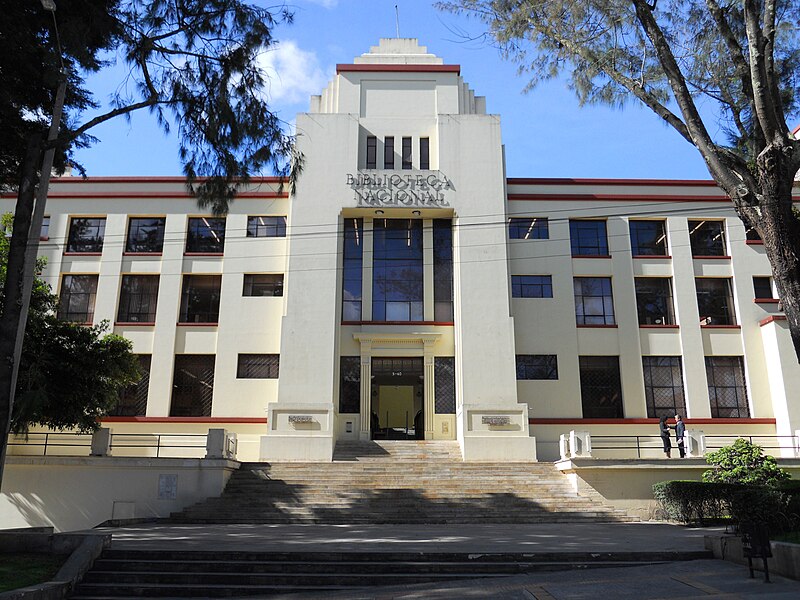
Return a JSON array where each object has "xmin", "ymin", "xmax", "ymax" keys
[
  {"xmin": 339, "ymin": 357, "xmax": 361, "ymax": 413},
  {"xmin": 516, "ymin": 355, "xmax": 558, "ymax": 380},
  {"xmin": 642, "ymin": 356, "xmax": 686, "ymax": 418},
  {"xmin": 111, "ymin": 355, "xmax": 151, "ymax": 416},
  {"xmin": 434, "ymin": 357, "xmax": 456, "ymax": 413},
  {"xmin": 579, "ymin": 356, "xmax": 623, "ymax": 418},
  {"xmin": 170, "ymin": 355, "xmax": 215, "ymax": 417},
  {"xmin": 236, "ymin": 354, "xmax": 279, "ymax": 379},
  {"xmin": 706, "ymin": 356, "xmax": 749, "ymax": 418}
]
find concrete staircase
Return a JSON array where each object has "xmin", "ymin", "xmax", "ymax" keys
[{"xmin": 169, "ymin": 441, "xmax": 636, "ymax": 524}]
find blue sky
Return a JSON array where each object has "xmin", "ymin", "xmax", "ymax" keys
[{"xmin": 72, "ymin": 0, "xmax": 712, "ymax": 179}]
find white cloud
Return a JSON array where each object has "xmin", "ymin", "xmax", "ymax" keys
[
  {"xmin": 257, "ymin": 40, "xmax": 330, "ymax": 106},
  {"xmin": 303, "ymin": 0, "xmax": 339, "ymax": 8}
]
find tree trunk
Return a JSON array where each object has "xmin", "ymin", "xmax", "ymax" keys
[{"xmin": 0, "ymin": 134, "xmax": 42, "ymax": 486}]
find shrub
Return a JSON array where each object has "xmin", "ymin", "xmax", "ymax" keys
[
  {"xmin": 702, "ymin": 438, "xmax": 790, "ymax": 486},
  {"xmin": 652, "ymin": 481, "xmax": 729, "ymax": 524}
]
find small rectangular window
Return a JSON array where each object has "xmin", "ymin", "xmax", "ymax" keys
[
  {"xmin": 516, "ymin": 355, "xmax": 558, "ymax": 380},
  {"xmin": 118, "ymin": 274, "xmax": 160, "ymax": 323},
  {"xmin": 574, "ymin": 277, "xmax": 615, "ymax": 325},
  {"xmin": 126, "ymin": 217, "xmax": 166, "ymax": 253},
  {"xmin": 237, "ymin": 354, "xmax": 279, "ymax": 379},
  {"xmin": 243, "ymin": 274, "xmax": 283, "ymax": 297},
  {"xmin": 629, "ymin": 220, "xmax": 667, "ymax": 256},
  {"xmin": 179, "ymin": 275, "xmax": 221, "ymax": 323},
  {"xmin": 67, "ymin": 217, "xmax": 106, "ymax": 253},
  {"xmin": 509, "ymin": 218, "xmax": 548, "ymax": 240},
  {"xmin": 247, "ymin": 216, "xmax": 286, "ymax": 238},
  {"xmin": 58, "ymin": 274, "xmax": 98, "ymax": 323},
  {"xmin": 696, "ymin": 278, "xmax": 736, "ymax": 325},
  {"xmin": 186, "ymin": 217, "xmax": 226, "ymax": 253},
  {"xmin": 570, "ymin": 220, "xmax": 608, "ymax": 256},
  {"xmin": 635, "ymin": 278, "xmax": 675, "ymax": 325},
  {"xmin": 512, "ymin": 275, "xmax": 553, "ymax": 298},
  {"xmin": 419, "ymin": 137, "xmax": 430, "ymax": 170},
  {"xmin": 688, "ymin": 220, "xmax": 727, "ymax": 256},
  {"xmin": 402, "ymin": 137, "xmax": 412, "ymax": 169},
  {"xmin": 40, "ymin": 216, "xmax": 50, "ymax": 240},
  {"xmin": 366, "ymin": 136, "xmax": 377, "ymax": 169},
  {"xmin": 753, "ymin": 276, "xmax": 773, "ymax": 299},
  {"xmin": 384, "ymin": 136, "xmax": 395, "ymax": 169}
]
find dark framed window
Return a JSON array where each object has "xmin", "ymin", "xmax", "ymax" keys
[
  {"xmin": 110, "ymin": 355, "xmax": 151, "ymax": 416},
  {"xmin": 635, "ymin": 278, "xmax": 675, "ymax": 325},
  {"xmin": 689, "ymin": 220, "xmax": 726, "ymax": 256},
  {"xmin": 342, "ymin": 218, "xmax": 363, "ymax": 320},
  {"xmin": 126, "ymin": 217, "xmax": 165, "ymax": 253},
  {"xmin": 40, "ymin": 216, "xmax": 50, "ymax": 240},
  {"xmin": 372, "ymin": 219, "xmax": 423, "ymax": 321},
  {"xmin": 570, "ymin": 220, "xmax": 608, "ymax": 256},
  {"xmin": 574, "ymin": 277, "xmax": 615, "ymax": 325},
  {"xmin": 170, "ymin": 355, "xmax": 214, "ymax": 417},
  {"xmin": 516, "ymin": 355, "xmax": 558, "ymax": 380},
  {"xmin": 339, "ymin": 356, "xmax": 361, "ymax": 413},
  {"xmin": 419, "ymin": 137, "xmax": 430, "ymax": 170},
  {"xmin": 243, "ymin": 274, "xmax": 283, "ymax": 297},
  {"xmin": 186, "ymin": 217, "xmax": 225, "ymax": 253},
  {"xmin": 512, "ymin": 275, "xmax": 553, "ymax": 298},
  {"xmin": 117, "ymin": 275, "xmax": 159, "ymax": 323},
  {"xmin": 402, "ymin": 137, "xmax": 412, "ymax": 169},
  {"xmin": 237, "ymin": 354, "xmax": 279, "ymax": 379},
  {"xmin": 434, "ymin": 357, "xmax": 456, "ymax": 413},
  {"xmin": 706, "ymin": 356, "xmax": 749, "ymax": 418},
  {"xmin": 746, "ymin": 227, "xmax": 762, "ymax": 242},
  {"xmin": 66, "ymin": 217, "xmax": 106, "ymax": 253},
  {"xmin": 696, "ymin": 278, "xmax": 736, "ymax": 325},
  {"xmin": 629, "ymin": 220, "xmax": 668, "ymax": 256},
  {"xmin": 433, "ymin": 219, "xmax": 454, "ymax": 321},
  {"xmin": 509, "ymin": 217, "xmax": 549, "ymax": 240},
  {"xmin": 642, "ymin": 356, "xmax": 686, "ymax": 418},
  {"xmin": 753, "ymin": 277, "xmax": 773, "ymax": 299},
  {"xmin": 179, "ymin": 275, "xmax": 221, "ymax": 323},
  {"xmin": 366, "ymin": 135, "xmax": 377, "ymax": 169},
  {"xmin": 579, "ymin": 356, "xmax": 623, "ymax": 418},
  {"xmin": 247, "ymin": 216, "xmax": 286, "ymax": 238},
  {"xmin": 384, "ymin": 136, "xmax": 395, "ymax": 169},
  {"xmin": 57, "ymin": 274, "xmax": 98, "ymax": 323}
]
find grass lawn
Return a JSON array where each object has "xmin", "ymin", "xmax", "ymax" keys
[
  {"xmin": 0, "ymin": 553, "xmax": 65, "ymax": 592},
  {"xmin": 774, "ymin": 531, "xmax": 800, "ymax": 544}
]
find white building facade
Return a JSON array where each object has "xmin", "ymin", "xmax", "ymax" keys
[{"xmin": 4, "ymin": 39, "xmax": 800, "ymax": 462}]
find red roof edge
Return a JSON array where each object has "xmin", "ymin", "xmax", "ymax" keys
[
  {"xmin": 759, "ymin": 315, "xmax": 788, "ymax": 327},
  {"xmin": 507, "ymin": 177, "xmax": 719, "ymax": 186}
]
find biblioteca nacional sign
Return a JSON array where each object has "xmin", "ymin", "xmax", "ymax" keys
[{"xmin": 347, "ymin": 172, "xmax": 454, "ymax": 207}]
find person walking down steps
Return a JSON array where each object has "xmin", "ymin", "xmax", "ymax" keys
[
  {"xmin": 674, "ymin": 414, "xmax": 686, "ymax": 458},
  {"xmin": 659, "ymin": 415, "xmax": 672, "ymax": 458}
]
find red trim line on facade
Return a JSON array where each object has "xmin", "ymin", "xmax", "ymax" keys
[
  {"xmin": 122, "ymin": 252, "xmax": 162, "ymax": 257},
  {"xmin": 176, "ymin": 322, "xmax": 219, "ymax": 327},
  {"xmin": 51, "ymin": 176, "xmax": 284, "ymax": 184},
  {"xmin": 701, "ymin": 325, "xmax": 741, "ymax": 329},
  {"xmin": 572, "ymin": 255, "xmax": 612, "ymax": 259},
  {"xmin": 507, "ymin": 178, "xmax": 720, "ymax": 186},
  {"xmin": 529, "ymin": 418, "xmax": 777, "ymax": 425},
  {"xmin": 576, "ymin": 324, "xmax": 618, "ymax": 328},
  {"xmin": 341, "ymin": 321, "xmax": 455, "ymax": 326},
  {"xmin": 35, "ymin": 191, "xmax": 288, "ymax": 199},
  {"xmin": 115, "ymin": 322, "xmax": 156, "ymax": 327},
  {"xmin": 63, "ymin": 252, "xmax": 102, "ymax": 256},
  {"xmin": 507, "ymin": 193, "xmax": 735, "ymax": 203},
  {"xmin": 336, "ymin": 64, "xmax": 461, "ymax": 74},
  {"xmin": 639, "ymin": 325, "xmax": 680, "ymax": 329},
  {"xmin": 693, "ymin": 255, "xmax": 731, "ymax": 260},
  {"xmin": 633, "ymin": 255, "xmax": 672, "ymax": 260},
  {"xmin": 101, "ymin": 417, "xmax": 268, "ymax": 423},
  {"xmin": 746, "ymin": 240, "xmax": 764, "ymax": 246},
  {"xmin": 184, "ymin": 252, "xmax": 224, "ymax": 257},
  {"xmin": 760, "ymin": 315, "xmax": 788, "ymax": 326},
  {"xmin": 754, "ymin": 298, "xmax": 780, "ymax": 304}
]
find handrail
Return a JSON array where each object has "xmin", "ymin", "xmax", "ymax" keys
[
  {"xmin": 7, "ymin": 432, "xmax": 93, "ymax": 456},
  {"xmin": 109, "ymin": 433, "xmax": 206, "ymax": 458}
]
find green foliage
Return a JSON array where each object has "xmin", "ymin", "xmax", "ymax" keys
[
  {"xmin": 652, "ymin": 481, "xmax": 729, "ymax": 524},
  {"xmin": 702, "ymin": 438, "xmax": 791, "ymax": 486},
  {"xmin": 0, "ymin": 553, "xmax": 65, "ymax": 593}
]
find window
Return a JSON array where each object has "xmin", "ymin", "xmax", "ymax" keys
[
  {"xmin": 237, "ymin": 354, "xmax": 279, "ymax": 378},
  {"xmin": 339, "ymin": 357, "xmax": 361, "ymax": 413},
  {"xmin": 574, "ymin": 277, "xmax": 615, "ymax": 325},
  {"xmin": 383, "ymin": 136, "xmax": 395, "ymax": 169},
  {"xmin": 629, "ymin": 220, "xmax": 667, "ymax": 256},
  {"xmin": 126, "ymin": 217, "xmax": 165, "ymax": 253},
  {"xmin": 509, "ymin": 217, "xmax": 548, "ymax": 240},
  {"xmin": 512, "ymin": 275, "xmax": 553, "ymax": 299},
  {"xmin": 402, "ymin": 137, "xmax": 412, "ymax": 169},
  {"xmin": 696, "ymin": 278, "xmax": 736, "ymax": 325},
  {"xmin": 186, "ymin": 217, "xmax": 225, "ymax": 253},
  {"xmin": 570, "ymin": 220, "xmax": 608, "ymax": 256},
  {"xmin": 706, "ymin": 356, "xmax": 749, "ymax": 418},
  {"xmin": 372, "ymin": 219, "xmax": 423, "ymax": 321},
  {"xmin": 58, "ymin": 274, "xmax": 98, "ymax": 323},
  {"xmin": 516, "ymin": 355, "xmax": 558, "ymax": 380},
  {"xmin": 342, "ymin": 218, "xmax": 363, "ymax": 320},
  {"xmin": 746, "ymin": 227, "xmax": 762, "ymax": 242},
  {"xmin": 117, "ymin": 275, "xmax": 159, "ymax": 323},
  {"xmin": 366, "ymin": 135, "xmax": 377, "ymax": 169},
  {"xmin": 243, "ymin": 274, "xmax": 283, "ymax": 297},
  {"xmin": 642, "ymin": 356, "xmax": 686, "ymax": 418},
  {"xmin": 434, "ymin": 357, "xmax": 456, "ymax": 413},
  {"xmin": 635, "ymin": 278, "xmax": 675, "ymax": 325},
  {"xmin": 419, "ymin": 137, "xmax": 430, "ymax": 170},
  {"xmin": 179, "ymin": 275, "xmax": 222, "ymax": 323},
  {"xmin": 247, "ymin": 216, "xmax": 286, "ymax": 238},
  {"xmin": 170, "ymin": 355, "xmax": 214, "ymax": 417},
  {"xmin": 110, "ymin": 355, "xmax": 151, "ymax": 416},
  {"xmin": 40, "ymin": 216, "xmax": 50, "ymax": 240},
  {"xmin": 433, "ymin": 219, "xmax": 454, "ymax": 321},
  {"xmin": 579, "ymin": 356, "xmax": 623, "ymax": 418},
  {"xmin": 753, "ymin": 277, "xmax": 774, "ymax": 300},
  {"xmin": 66, "ymin": 217, "xmax": 106, "ymax": 253},
  {"xmin": 689, "ymin": 220, "xmax": 726, "ymax": 256}
]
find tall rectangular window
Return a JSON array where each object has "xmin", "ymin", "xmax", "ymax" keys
[
  {"xmin": 579, "ymin": 356, "xmax": 623, "ymax": 418},
  {"xmin": 66, "ymin": 217, "xmax": 106, "ymax": 253},
  {"xmin": 516, "ymin": 355, "xmax": 558, "ymax": 380},
  {"xmin": 402, "ymin": 137, "xmax": 412, "ymax": 169},
  {"xmin": 186, "ymin": 217, "xmax": 225, "ymax": 253},
  {"xmin": 170, "ymin": 355, "xmax": 215, "ymax": 417},
  {"xmin": 570, "ymin": 220, "xmax": 608, "ymax": 256},
  {"xmin": 339, "ymin": 356, "xmax": 361, "ymax": 413},
  {"xmin": 574, "ymin": 277, "xmax": 615, "ymax": 325},
  {"xmin": 753, "ymin": 276, "xmax": 774, "ymax": 299},
  {"xmin": 342, "ymin": 218, "xmax": 363, "ymax": 321},
  {"xmin": 366, "ymin": 135, "xmax": 377, "ymax": 169},
  {"xmin": 126, "ymin": 217, "xmax": 166, "ymax": 253},
  {"xmin": 236, "ymin": 354, "xmax": 279, "ymax": 378},
  {"xmin": 419, "ymin": 137, "xmax": 430, "ymax": 170},
  {"xmin": 642, "ymin": 356, "xmax": 686, "ymax": 418},
  {"xmin": 635, "ymin": 278, "xmax": 675, "ymax": 325},
  {"xmin": 706, "ymin": 356, "xmax": 749, "ymax": 417},
  {"xmin": 247, "ymin": 216, "xmax": 286, "ymax": 238},
  {"xmin": 110, "ymin": 355, "xmax": 151, "ymax": 416},
  {"xmin": 433, "ymin": 219, "xmax": 454, "ymax": 321},
  {"xmin": 117, "ymin": 275, "xmax": 160, "ymax": 323},
  {"xmin": 179, "ymin": 275, "xmax": 222, "ymax": 323},
  {"xmin": 434, "ymin": 357, "xmax": 456, "ymax": 414},
  {"xmin": 243, "ymin": 274, "xmax": 283, "ymax": 297},
  {"xmin": 689, "ymin": 220, "xmax": 727, "ymax": 256},
  {"xmin": 629, "ymin": 220, "xmax": 668, "ymax": 256},
  {"xmin": 509, "ymin": 217, "xmax": 548, "ymax": 240},
  {"xmin": 383, "ymin": 136, "xmax": 395, "ymax": 169},
  {"xmin": 512, "ymin": 275, "xmax": 553, "ymax": 298},
  {"xmin": 40, "ymin": 216, "xmax": 50, "ymax": 240},
  {"xmin": 57, "ymin": 274, "xmax": 98, "ymax": 323},
  {"xmin": 696, "ymin": 278, "xmax": 736, "ymax": 325},
  {"xmin": 373, "ymin": 219, "xmax": 423, "ymax": 321}
]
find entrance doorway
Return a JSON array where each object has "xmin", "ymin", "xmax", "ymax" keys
[{"xmin": 371, "ymin": 357, "xmax": 423, "ymax": 440}]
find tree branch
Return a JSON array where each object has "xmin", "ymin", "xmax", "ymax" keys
[
  {"xmin": 69, "ymin": 97, "xmax": 161, "ymax": 142},
  {"xmin": 744, "ymin": 0, "xmax": 782, "ymax": 140}
]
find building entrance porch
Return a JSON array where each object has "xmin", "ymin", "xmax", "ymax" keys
[{"xmin": 370, "ymin": 357, "xmax": 424, "ymax": 440}]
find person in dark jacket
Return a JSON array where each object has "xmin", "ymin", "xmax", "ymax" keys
[
  {"xmin": 659, "ymin": 415, "xmax": 672, "ymax": 458},
  {"xmin": 674, "ymin": 414, "xmax": 686, "ymax": 458}
]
